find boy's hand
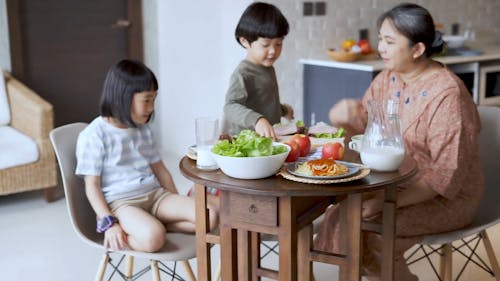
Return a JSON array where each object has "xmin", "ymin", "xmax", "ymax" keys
[
  {"xmin": 255, "ymin": 118, "xmax": 277, "ymax": 140},
  {"xmin": 283, "ymin": 103, "xmax": 294, "ymax": 121},
  {"xmin": 104, "ymin": 224, "xmax": 128, "ymax": 251}
]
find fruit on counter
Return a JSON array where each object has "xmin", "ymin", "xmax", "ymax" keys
[
  {"xmin": 290, "ymin": 134, "xmax": 311, "ymax": 157},
  {"xmin": 321, "ymin": 142, "xmax": 344, "ymax": 160},
  {"xmin": 357, "ymin": 39, "xmax": 372, "ymax": 54},
  {"xmin": 284, "ymin": 140, "xmax": 300, "ymax": 162},
  {"xmin": 342, "ymin": 39, "xmax": 356, "ymax": 51}
]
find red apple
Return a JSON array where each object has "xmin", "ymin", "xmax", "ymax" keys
[
  {"xmin": 321, "ymin": 142, "xmax": 344, "ymax": 160},
  {"xmin": 284, "ymin": 141, "xmax": 300, "ymax": 162},
  {"xmin": 358, "ymin": 39, "xmax": 372, "ymax": 55},
  {"xmin": 290, "ymin": 134, "xmax": 311, "ymax": 157}
]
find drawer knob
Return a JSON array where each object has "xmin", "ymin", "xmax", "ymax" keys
[{"xmin": 248, "ymin": 204, "xmax": 259, "ymax": 214}]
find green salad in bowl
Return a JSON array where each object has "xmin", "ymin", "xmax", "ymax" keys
[
  {"xmin": 211, "ymin": 130, "xmax": 290, "ymax": 179},
  {"xmin": 212, "ymin": 130, "xmax": 288, "ymax": 157}
]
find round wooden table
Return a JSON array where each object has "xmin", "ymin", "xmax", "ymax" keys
[{"xmin": 180, "ymin": 155, "xmax": 417, "ymax": 281}]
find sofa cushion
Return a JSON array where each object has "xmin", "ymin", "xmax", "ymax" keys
[
  {"xmin": 0, "ymin": 126, "xmax": 39, "ymax": 169},
  {"xmin": 0, "ymin": 74, "xmax": 10, "ymax": 126}
]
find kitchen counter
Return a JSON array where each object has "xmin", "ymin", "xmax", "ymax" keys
[
  {"xmin": 300, "ymin": 44, "xmax": 500, "ymax": 72},
  {"xmin": 300, "ymin": 44, "xmax": 500, "ymax": 125}
]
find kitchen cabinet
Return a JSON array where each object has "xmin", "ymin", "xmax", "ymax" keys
[{"xmin": 301, "ymin": 45, "xmax": 500, "ymax": 125}]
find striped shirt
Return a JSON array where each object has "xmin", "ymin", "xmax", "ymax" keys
[{"xmin": 75, "ymin": 116, "xmax": 161, "ymax": 203}]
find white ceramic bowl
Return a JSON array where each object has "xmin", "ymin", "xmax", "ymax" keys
[
  {"xmin": 443, "ymin": 35, "xmax": 466, "ymax": 49},
  {"xmin": 210, "ymin": 143, "xmax": 290, "ymax": 179}
]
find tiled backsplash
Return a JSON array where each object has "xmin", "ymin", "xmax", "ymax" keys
[{"xmin": 267, "ymin": 0, "xmax": 500, "ymax": 121}]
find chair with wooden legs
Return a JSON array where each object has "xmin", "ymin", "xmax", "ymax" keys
[
  {"xmin": 406, "ymin": 105, "xmax": 500, "ymax": 281},
  {"xmin": 50, "ymin": 123, "xmax": 197, "ymax": 281}
]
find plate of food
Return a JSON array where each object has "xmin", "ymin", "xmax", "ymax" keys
[
  {"xmin": 274, "ymin": 121, "xmax": 346, "ymax": 148},
  {"xmin": 284, "ymin": 158, "xmax": 360, "ymax": 179}
]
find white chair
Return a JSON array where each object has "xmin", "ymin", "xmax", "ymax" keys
[
  {"xmin": 406, "ymin": 105, "xmax": 500, "ymax": 281},
  {"xmin": 50, "ymin": 123, "xmax": 197, "ymax": 281}
]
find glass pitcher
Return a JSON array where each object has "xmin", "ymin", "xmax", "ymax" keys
[{"xmin": 360, "ymin": 100, "xmax": 405, "ymax": 172}]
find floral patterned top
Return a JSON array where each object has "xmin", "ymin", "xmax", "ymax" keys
[{"xmin": 358, "ymin": 65, "xmax": 483, "ymax": 200}]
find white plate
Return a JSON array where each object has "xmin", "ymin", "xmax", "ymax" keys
[
  {"xmin": 186, "ymin": 145, "xmax": 197, "ymax": 160},
  {"xmin": 285, "ymin": 160, "xmax": 360, "ymax": 179}
]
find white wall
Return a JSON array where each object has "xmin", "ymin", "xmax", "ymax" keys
[
  {"xmin": 155, "ymin": 1, "xmax": 249, "ymax": 161},
  {"xmin": 0, "ymin": 0, "xmax": 11, "ymax": 71},
  {"xmin": 142, "ymin": 0, "xmax": 159, "ymax": 75}
]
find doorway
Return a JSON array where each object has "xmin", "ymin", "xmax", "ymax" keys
[{"xmin": 7, "ymin": 0, "xmax": 143, "ymax": 126}]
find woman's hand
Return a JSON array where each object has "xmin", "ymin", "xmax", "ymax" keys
[
  {"xmin": 329, "ymin": 99, "xmax": 366, "ymax": 134},
  {"xmin": 255, "ymin": 117, "xmax": 277, "ymax": 140},
  {"xmin": 104, "ymin": 224, "xmax": 128, "ymax": 251},
  {"xmin": 283, "ymin": 103, "xmax": 294, "ymax": 121}
]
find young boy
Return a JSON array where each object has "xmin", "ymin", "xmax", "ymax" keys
[{"xmin": 224, "ymin": 2, "xmax": 294, "ymax": 140}]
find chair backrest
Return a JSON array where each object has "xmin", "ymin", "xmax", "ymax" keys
[
  {"xmin": 49, "ymin": 123, "xmax": 103, "ymax": 246},
  {"xmin": 476, "ymin": 106, "xmax": 500, "ymax": 222}
]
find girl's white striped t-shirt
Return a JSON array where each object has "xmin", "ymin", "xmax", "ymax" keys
[{"xmin": 76, "ymin": 117, "xmax": 161, "ymax": 203}]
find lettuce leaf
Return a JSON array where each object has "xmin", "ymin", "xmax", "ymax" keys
[
  {"xmin": 313, "ymin": 127, "xmax": 346, "ymax": 138},
  {"xmin": 212, "ymin": 130, "xmax": 287, "ymax": 157}
]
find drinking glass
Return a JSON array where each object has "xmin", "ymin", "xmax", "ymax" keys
[{"xmin": 195, "ymin": 117, "xmax": 219, "ymax": 170}]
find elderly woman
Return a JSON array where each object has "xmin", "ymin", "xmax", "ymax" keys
[{"xmin": 314, "ymin": 3, "xmax": 484, "ymax": 281}]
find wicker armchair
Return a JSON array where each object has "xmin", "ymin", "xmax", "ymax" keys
[{"xmin": 0, "ymin": 71, "xmax": 58, "ymax": 202}]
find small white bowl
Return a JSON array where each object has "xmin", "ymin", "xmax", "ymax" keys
[
  {"xmin": 210, "ymin": 143, "xmax": 290, "ymax": 179},
  {"xmin": 443, "ymin": 35, "xmax": 466, "ymax": 49}
]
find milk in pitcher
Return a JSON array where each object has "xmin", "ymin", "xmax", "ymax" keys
[{"xmin": 360, "ymin": 146, "xmax": 404, "ymax": 172}]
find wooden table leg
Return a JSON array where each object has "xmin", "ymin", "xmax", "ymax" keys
[
  {"xmin": 220, "ymin": 191, "xmax": 238, "ymax": 281},
  {"xmin": 298, "ymin": 224, "xmax": 313, "ymax": 281},
  {"xmin": 278, "ymin": 197, "xmax": 298, "ymax": 281},
  {"xmin": 194, "ymin": 184, "xmax": 212, "ymax": 281},
  {"xmin": 238, "ymin": 229, "xmax": 252, "ymax": 281},
  {"xmin": 341, "ymin": 193, "xmax": 362, "ymax": 281},
  {"xmin": 381, "ymin": 185, "xmax": 397, "ymax": 281}
]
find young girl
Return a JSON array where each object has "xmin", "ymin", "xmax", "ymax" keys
[
  {"xmin": 224, "ymin": 2, "xmax": 294, "ymax": 140},
  {"xmin": 76, "ymin": 59, "xmax": 218, "ymax": 252}
]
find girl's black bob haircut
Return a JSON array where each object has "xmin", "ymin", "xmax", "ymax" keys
[
  {"xmin": 235, "ymin": 2, "xmax": 289, "ymax": 47},
  {"xmin": 100, "ymin": 59, "xmax": 158, "ymax": 127}
]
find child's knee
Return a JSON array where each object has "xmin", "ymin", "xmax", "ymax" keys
[{"xmin": 140, "ymin": 224, "xmax": 166, "ymax": 252}]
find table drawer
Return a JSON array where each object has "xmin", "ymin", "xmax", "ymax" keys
[{"xmin": 228, "ymin": 193, "xmax": 277, "ymax": 227}]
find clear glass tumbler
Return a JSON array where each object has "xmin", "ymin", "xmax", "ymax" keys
[{"xmin": 195, "ymin": 117, "xmax": 219, "ymax": 170}]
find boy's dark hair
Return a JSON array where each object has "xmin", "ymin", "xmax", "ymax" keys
[
  {"xmin": 100, "ymin": 59, "xmax": 158, "ymax": 127},
  {"xmin": 235, "ymin": 2, "xmax": 289, "ymax": 47}
]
